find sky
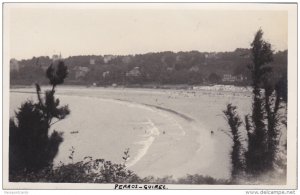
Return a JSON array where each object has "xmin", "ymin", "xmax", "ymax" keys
[{"xmin": 5, "ymin": 4, "xmax": 288, "ymax": 60}]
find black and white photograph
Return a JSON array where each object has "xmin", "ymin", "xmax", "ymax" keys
[{"xmin": 2, "ymin": 2, "xmax": 298, "ymax": 190}]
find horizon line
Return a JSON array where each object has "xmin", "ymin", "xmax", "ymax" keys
[{"xmin": 11, "ymin": 47, "xmax": 288, "ymax": 61}]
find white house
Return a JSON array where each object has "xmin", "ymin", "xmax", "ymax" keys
[
  {"xmin": 222, "ymin": 74, "xmax": 246, "ymax": 82},
  {"xmin": 103, "ymin": 55, "xmax": 116, "ymax": 63},
  {"xmin": 90, "ymin": 58, "xmax": 96, "ymax": 65},
  {"xmin": 126, "ymin": 67, "xmax": 141, "ymax": 77},
  {"xmin": 74, "ymin": 66, "xmax": 90, "ymax": 79}
]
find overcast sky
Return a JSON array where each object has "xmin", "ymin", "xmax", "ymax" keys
[{"xmin": 6, "ymin": 4, "xmax": 288, "ymax": 60}]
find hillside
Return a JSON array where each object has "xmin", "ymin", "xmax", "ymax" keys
[{"xmin": 10, "ymin": 49, "xmax": 287, "ymax": 87}]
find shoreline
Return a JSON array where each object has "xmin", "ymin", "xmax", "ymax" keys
[
  {"xmin": 10, "ymin": 83, "xmax": 252, "ymax": 91},
  {"xmin": 9, "ymin": 86, "xmax": 253, "ymax": 179}
]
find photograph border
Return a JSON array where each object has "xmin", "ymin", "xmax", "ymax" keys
[{"xmin": 2, "ymin": 2, "xmax": 298, "ymax": 190}]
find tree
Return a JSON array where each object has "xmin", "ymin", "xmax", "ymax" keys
[
  {"xmin": 46, "ymin": 60, "xmax": 68, "ymax": 89},
  {"xmin": 9, "ymin": 60, "xmax": 70, "ymax": 177},
  {"xmin": 208, "ymin": 72, "xmax": 221, "ymax": 84},
  {"xmin": 245, "ymin": 29, "xmax": 274, "ymax": 175},
  {"xmin": 188, "ymin": 71, "xmax": 203, "ymax": 85},
  {"xmin": 223, "ymin": 29, "xmax": 286, "ymax": 180},
  {"xmin": 223, "ymin": 104, "xmax": 244, "ymax": 180}
]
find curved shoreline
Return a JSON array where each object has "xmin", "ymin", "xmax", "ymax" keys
[
  {"xmin": 10, "ymin": 90, "xmax": 195, "ymax": 169},
  {"xmin": 10, "ymin": 88, "xmax": 233, "ymax": 179},
  {"xmin": 10, "ymin": 90, "xmax": 195, "ymax": 123},
  {"xmin": 114, "ymin": 98, "xmax": 195, "ymax": 122}
]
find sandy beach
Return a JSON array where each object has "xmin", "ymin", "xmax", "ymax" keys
[{"xmin": 10, "ymin": 86, "xmax": 253, "ymax": 179}]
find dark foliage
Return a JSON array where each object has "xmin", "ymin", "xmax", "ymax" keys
[
  {"xmin": 208, "ymin": 72, "xmax": 221, "ymax": 84},
  {"xmin": 263, "ymin": 75, "xmax": 283, "ymax": 171},
  {"xmin": 275, "ymin": 75, "xmax": 287, "ymax": 103},
  {"xmin": 245, "ymin": 29, "xmax": 277, "ymax": 175},
  {"xmin": 223, "ymin": 29, "xmax": 286, "ymax": 180},
  {"xmin": 176, "ymin": 174, "xmax": 229, "ymax": 185},
  {"xmin": 9, "ymin": 61, "xmax": 70, "ymax": 178},
  {"xmin": 223, "ymin": 104, "xmax": 244, "ymax": 180},
  {"xmin": 46, "ymin": 60, "xmax": 68, "ymax": 87},
  {"xmin": 10, "ymin": 157, "xmax": 229, "ymax": 184}
]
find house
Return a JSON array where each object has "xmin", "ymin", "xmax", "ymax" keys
[
  {"xmin": 189, "ymin": 66, "xmax": 200, "ymax": 72},
  {"xmin": 126, "ymin": 67, "xmax": 141, "ymax": 77},
  {"xmin": 90, "ymin": 58, "xmax": 96, "ymax": 65},
  {"xmin": 122, "ymin": 56, "xmax": 132, "ymax": 64},
  {"xmin": 222, "ymin": 74, "xmax": 246, "ymax": 82},
  {"xmin": 103, "ymin": 55, "xmax": 116, "ymax": 63},
  {"xmin": 10, "ymin": 58, "xmax": 19, "ymax": 72},
  {"xmin": 102, "ymin": 71, "xmax": 110, "ymax": 78},
  {"xmin": 166, "ymin": 67, "xmax": 174, "ymax": 72},
  {"xmin": 237, "ymin": 74, "xmax": 247, "ymax": 81},
  {"xmin": 175, "ymin": 55, "xmax": 181, "ymax": 62},
  {"xmin": 204, "ymin": 52, "xmax": 218, "ymax": 59},
  {"xmin": 74, "ymin": 66, "xmax": 90, "ymax": 79}
]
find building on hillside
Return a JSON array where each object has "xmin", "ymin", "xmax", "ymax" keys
[
  {"xmin": 166, "ymin": 67, "xmax": 174, "ymax": 72},
  {"xmin": 126, "ymin": 67, "xmax": 141, "ymax": 77},
  {"xmin": 222, "ymin": 74, "xmax": 246, "ymax": 82},
  {"xmin": 10, "ymin": 58, "xmax": 19, "ymax": 72},
  {"xmin": 122, "ymin": 56, "xmax": 132, "ymax": 64},
  {"xmin": 74, "ymin": 66, "xmax": 90, "ymax": 79},
  {"xmin": 103, "ymin": 55, "xmax": 116, "ymax": 63},
  {"xmin": 237, "ymin": 74, "xmax": 247, "ymax": 81},
  {"xmin": 175, "ymin": 55, "xmax": 182, "ymax": 62},
  {"xmin": 102, "ymin": 71, "xmax": 110, "ymax": 78},
  {"xmin": 90, "ymin": 58, "xmax": 96, "ymax": 65},
  {"xmin": 204, "ymin": 52, "xmax": 220, "ymax": 60},
  {"xmin": 189, "ymin": 66, "xmax": 200, "ymax": 72}
]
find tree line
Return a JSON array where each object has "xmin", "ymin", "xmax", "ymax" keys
[{"xmin": 10, "ymin": 49, "xmax": 287, "ymax": 87}]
